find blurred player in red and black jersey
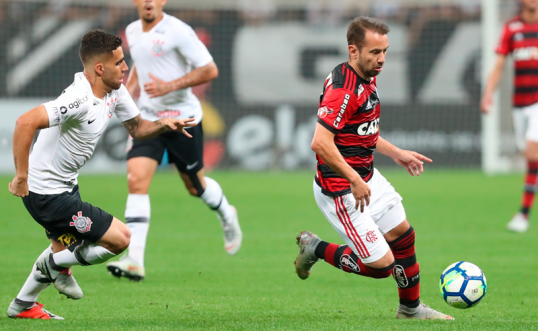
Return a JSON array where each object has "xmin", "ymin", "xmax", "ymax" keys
[
  {"xmin": 482, "ymin": 0, "xmax": 538, "ymax": 232},
  {"xmin": 293, "ymin": 17, "xmax": 453, "ymax": 320}
]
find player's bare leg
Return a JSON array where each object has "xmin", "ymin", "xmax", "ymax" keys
[
  {"xmin": 180, "ymin": 169, "xmax": 242, "ymax": 255},
  {"xmin": 108, "ymin": 156, "xmax": 158, "ymax": 281},
  {"xmin": 386, "ymin": 220, "xmax": 453, "ymax": 320},
  {"xmin": 509, "ymin": 140, "xmax": 538, "ymax": 232}
]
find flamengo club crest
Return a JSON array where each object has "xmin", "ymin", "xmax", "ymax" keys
[
  {"xmin": 317, "ymin": 106, "xmax": 333, "ymax": 118},
  {"xmin": 365, "ymin": 230, "xmax": 378, "ymax": 243},
  {"xmin": 70, "ymin": 211, "xmax": 93, "ymax": 234}
]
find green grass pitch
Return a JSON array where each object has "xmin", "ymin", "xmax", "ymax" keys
[{"xmin": 1, "ymin": 169, "xmax": 537, "ymax": 330}]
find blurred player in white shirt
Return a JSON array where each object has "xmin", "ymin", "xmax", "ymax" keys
[
  {"xmin": 7, "ymin": 30, "xmax": 193, "ymax": 320},
  {"xmin": 106, "ymin": 0, "xmax": 243, "ymax": 282}
]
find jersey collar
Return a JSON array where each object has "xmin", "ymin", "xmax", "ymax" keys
[{"xmin": 345, "ymin": 62, "xmax": 372, "ymax": 85}]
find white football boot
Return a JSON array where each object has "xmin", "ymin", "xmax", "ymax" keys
[
  {"xmin": 294, "ymin": 231, "xmax": 321, "ymax": 280},
  {"xmin": 396, "ymin": 301, "xmax": 454, "ymax": 320},
  {"xmin": 107, "ymin": 256, "xmax": 145, "ymax": 281},
  {"xmin": 507, "ymin": 213, "xmax": 529, "ymax": 233},
  {"xmin": 35, "ymin": 252, "xmax": 83, "ymax": 300},
  {"xmin": 8, "ymin": 300, "xmax": 64, "ymax": 320},
  {"xmin": 219, "ymin": 206, "xmax": 243, "ymax": 255}
]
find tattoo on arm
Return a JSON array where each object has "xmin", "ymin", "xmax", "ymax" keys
[{"xmin": 123, "ymin": 115, "xmax": 142, "ymax": 137}]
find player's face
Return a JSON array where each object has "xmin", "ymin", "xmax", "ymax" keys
[
  {"xmin": 102, "ymin": 47, "xmax": 128, "ymax": 91},
  {"xmin": 521, "ymin": 0, "xmax": 538, "ymax": 11},
  {"xmin": 133, "ymin": 0, "xmax": 167, "ymax": 23},
  {"xmin": 349, "ymin": 30, "xmax": 389, "ymax": 79}
]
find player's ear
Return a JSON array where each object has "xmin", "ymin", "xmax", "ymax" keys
[
  {"xmin": 94, "ymin": 62, "xmax": 105, "ymax": 77},
  {"xmin": 348, "ymin": 44, "xmax": 359, "ymax": 60}
]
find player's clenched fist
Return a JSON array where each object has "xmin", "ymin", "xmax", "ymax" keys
[
  {"xmin": 350, "ymin": 178, "xmax": 371, "ymax": 212},
  {"xmin": 9, "ymin": 176, "xmax": 29, "ymax": 197},
  {"xmin": 156, "ymin": 117, "xmax": 196, "ymax": 137}
]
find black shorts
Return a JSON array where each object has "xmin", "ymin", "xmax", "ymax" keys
[
  {"xmin": 127, "ymin": 123, "xmax": 204, "ymax": 174},
  {"xmin": 22, "ymin": 185, "xmax": 113, "ymax": 251}
]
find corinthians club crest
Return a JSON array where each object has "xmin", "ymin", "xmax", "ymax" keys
[
  {"xmin": 151, "ymin": 39, "xmax": 165, "ymax": 57},
  {"xmin": 70, "ymin": 211, "xmax": 92, "ymax": 234}
]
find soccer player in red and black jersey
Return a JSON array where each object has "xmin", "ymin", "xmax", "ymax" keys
[
  {"xmin": 293, "ymin": 17, "xmax": 453, "ymax": 320},
  {"xmin": 482, "ymin": 0, "xmax": 538, "ymax": 232}
]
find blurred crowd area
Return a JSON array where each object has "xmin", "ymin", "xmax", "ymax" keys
[
  {"xmin": 0, "ymin": 1, "xmax": 486, "ymax": 33},
  {"xmin": 0, "ymin": 1, "xmax": 521, "ymax": 170},
  {"xmin": 0, "ymin": 0, "xmax": 500, "ymax": 97}
]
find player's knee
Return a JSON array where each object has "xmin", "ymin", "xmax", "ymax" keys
[
  {"xmin": 184, "ymin": 181, "xmax": 204, "ymax": 197},
  {"xmin": 524, "ymin": 149, "xmax": 538, "ymax": 161},
  {"xmin": 368, "ymin": 261, "xmax": 395, "ymax": 279},
  {"xmin": 187, "ymin": 186, "xmax": 201, "ymax": 197},
  {"xmin": 127, "ymin": 172, "xmax": 149, "ymax": 194},
  {"xmin": 107, "ymin": 225, "xmax": 131, "ymax": 254}
]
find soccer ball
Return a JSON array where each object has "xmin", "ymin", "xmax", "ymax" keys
[{"xmin": 439, "ymin": 261, "xmax": 487, "ymax": 309}]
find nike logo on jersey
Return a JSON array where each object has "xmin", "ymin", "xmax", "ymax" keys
[
  {"xmin": 186, "ymin": 161, "xmax": 199, "ymax": 170},
  {"xmin": 88, "ymin": 118, "xmax": 96, "ymax": 125},
  {"xmin": 93, "ymin": 100, "xmax": 99, "ymax": 106}
]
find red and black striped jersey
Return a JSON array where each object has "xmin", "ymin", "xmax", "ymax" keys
[
  {"xmin": 496, "ymin": 16, "xmax": 538, "ymax": 108},
  {"xmin": 315, "ymin": 62, "xmax": 380, "ymax": 197}
]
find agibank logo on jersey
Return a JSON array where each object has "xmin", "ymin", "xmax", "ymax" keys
[
  {"xmin": 317, "ymin": 106, "xmax": 333, "ymax": 118},
  {"xmin": 333, "ymin": 94, "xmax": 350, "ymax": 128},
  {"xmin": 69, "ymin": 95, "xmax": 89, "ymax": 109},
  {"xmin": 357, "ymin": 118, "xmax": 380, "ymax": 136},
  {"xmin": 70, "ymin": 211, "xmax": 93, "ymax": 234}
]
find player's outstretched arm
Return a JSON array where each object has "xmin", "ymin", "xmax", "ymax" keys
[
  {"xmin": 480, "ymin": 54, "xmax": 506, "ymax": 114},
  {"xmin": 9, "ymin": 105, "xmax": 50, "ymax": 197},
  {"xmin": 311, "ymin": 123, "xmax": 371, "ymax": 212},
  {"xmin": 144, "ymin": 61, "xmax": 218, "ymax": 98},
  {"xmin": 377, "ymin": 136, "xmax": 432, "ymax": 176},
  {"xmin": 122, "ymin": 114, "xmax": 196, "ymax": 140}
]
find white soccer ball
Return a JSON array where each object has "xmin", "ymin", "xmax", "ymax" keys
[{"xmin": 439, "ymin": 261, "xmax": 487, "ymax": 309}]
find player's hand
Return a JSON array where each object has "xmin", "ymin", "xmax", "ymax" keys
[
  {"xmin": 9, "ymin": 176, "xmax": 29, "ymax": 197},
  {"xmin": 144, "ymin": 73, "xmax": 172, "ymax": 98},
  {"xmin": 480, "ymin": 92, "xmax": 492, "ymax": 114},
  {"xmin": 393, "ymin": 150, "xmax": 432, "ymax": 176},
  {"xmin": 350, "ymin": 178, "xmax": 371, "ymax": 212},
  {"xmin": 157, "ymin": 118, "xmax": 197, "ymax": 137}
]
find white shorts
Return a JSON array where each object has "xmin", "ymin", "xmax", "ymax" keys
[
  {"xmin": 314, "ymin": 168, "xmax": 406, "ymax": 264},
  {"xmin": 513, "ymin": 102, "xmax": 538, "ymax": 151}
]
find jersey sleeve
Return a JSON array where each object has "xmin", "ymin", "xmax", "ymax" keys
[
  {"xmin": 495, "ymin": 23, "xmax": 512, "ymax": 55},
  {"xmin": 115, "ymin": 84, "xmax": 140, "ymax": 122},
  {"xmin": 42, "ymin": 92, "xmax": 89, "ymax": 127},
  {"xmin": 174, "ymin": 23, "xmax": 213, "ymax": 68},
  {"xmin": 317, "ymin": 88, "xmax": 357, "ymax": 134}
]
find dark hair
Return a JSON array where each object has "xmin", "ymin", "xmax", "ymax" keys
[
  {"xmin": 79, "ymin": 30, "xmax": 122, "ymax": 64},
  {"xmin": 347, "ymin": 17, "xmax": 390, "ymax": 49}
]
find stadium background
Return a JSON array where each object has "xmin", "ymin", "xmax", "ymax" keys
[
  {"xmin": 3, "ymin": 1, "xmax": 538, "ymax": 330},
  {"xmin": 0, "ymin": 0, "xmax": 520, "ymax": 174}
]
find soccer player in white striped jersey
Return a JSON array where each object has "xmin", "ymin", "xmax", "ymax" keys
[{"xmin": 106, "ymin": 0, "xmax": 242, "ymax": 281}]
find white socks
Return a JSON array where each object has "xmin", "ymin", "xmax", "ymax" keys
[
  {"xmin": 53, "ymin": 244, "xmax": 115, "ymax": 267},
  {"xmin": 125, "ymin": 194, "xmax": 150, "ymax": 267},
  {"xmin": 200, "ymin": 177, "xmax": 235, "ymax": 223},
  {"xmin": 16, "ymin": 246, "xmax": 53, "ymax": 303}
]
